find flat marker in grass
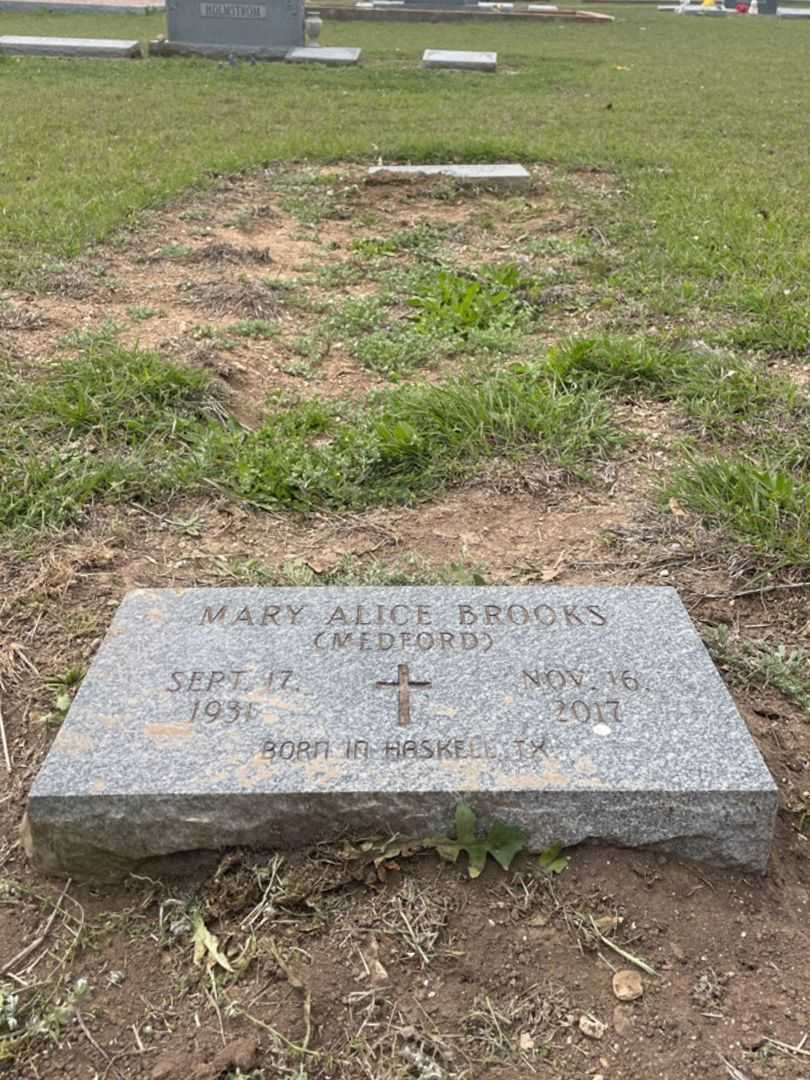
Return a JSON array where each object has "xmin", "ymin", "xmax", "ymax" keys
[
  {"xmin": 368, "ymin": 164, "xmax": 530, "ymax": 189},
  {"xmin": 422, "ymin": 49, "xmax": 497, "ymax": 72},
  {"xmin": 0, "ymin": 35, "xmax": 141, "ymax": 56},
  {"xmin": 285, "ymin": 46, "xmax": 362, "ymax": 65},
  {"xmin": 24, "ymin": 585, "xmax": 776, "ymax": 880}
]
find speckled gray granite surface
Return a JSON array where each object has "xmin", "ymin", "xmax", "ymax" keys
[{"xmin": 25, "ymin": 587, "xmax": 777, "ymax": 879}]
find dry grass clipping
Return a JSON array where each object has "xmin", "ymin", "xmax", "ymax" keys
[{"xmin": 179, "ymin": 278, "xmax": 280, "ymax": 317}]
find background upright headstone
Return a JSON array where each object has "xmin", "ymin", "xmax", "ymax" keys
[{"xmin": 161, "ymin": 0, "xmax": 304, "ymax": 56}]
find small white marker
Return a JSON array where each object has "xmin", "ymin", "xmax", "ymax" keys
[{"xmin": 593, "ymin": 723, "xmax": 612, "ymax": 737}]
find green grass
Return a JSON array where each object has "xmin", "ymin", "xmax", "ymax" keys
[
  {"xmin": 546, "ymin": 336, "xmax": 810, "ymax": 565},
  {"xmin": 665, "ymin": 456, "xmax": 810, "ymax": 567},
  {"xmin": 547, "ymin": 336, "xmax": 810, "ymax": 444},
  {"xmin": 705, "ymin": 625, "xmax": 810, "ymax": 715},
  {"xmin": 57, "ymin": 319, "xmax": 122, "ymax": 352},
  {"xmin": 0, "ymin": 346, "xmax": 619, "ymax": 534},
  {"xmin": 220, "ymin": 553, "xmax": 488, "ymax": 587},
  {"xmin": 314, "ymin": 263, "xmax": 536, "ymax": 377},
  {"xmin": 2, "ymin": 9, "xmax": 810, "ymax": 353},
  {"xmin": 229, "ymin": 318, "xmax": 279, "ymax": 339}
]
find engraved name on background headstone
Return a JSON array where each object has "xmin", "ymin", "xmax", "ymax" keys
[{"xmin": 24, "ymin": 586, "xmax": 777, "ymax": 880}]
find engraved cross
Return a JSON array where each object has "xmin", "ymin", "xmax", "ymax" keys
[{"xmin": 375, "ymin": 663, "xmax": 432, "ymax": 727}]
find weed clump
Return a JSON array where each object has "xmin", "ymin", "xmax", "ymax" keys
[
  {"xmin": 666, "ymin": 456, "xmax": 810, "ymax": 567},
  {"xmin": 408, "ymin": 264, "xmax": 535, "ymax": 338}
]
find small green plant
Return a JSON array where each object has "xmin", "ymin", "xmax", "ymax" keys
[
  {"xmin": 190, "ymin": 324, "xmax": 238, "ymax": 350},
  {"xmin": 178, "ymin": 208, "xmax": 211, "ymax": 223},
  {"xmin": 431, "ymin": 803, "xmax": 525, "ymax": 879},
  {"xmin": 58, "ymin": 320, "xmax": 121, "ymax": 351},
  {"xmin": 408, "ymin": 266, "xmax": 529, "ymax": 338},
  {"xmin": 537, "ymin": 842, "xmax": 569, "ymax": 875},
  {"xmin": 0, "ymin": 985, "xmax": 19, "ymax": 1036},
  {"xmin": 43, "ymin": 667, "xmax": 84, "ymax": 726},
  {"xmin": 352, "ymin": 224, "xmax": 444, "ymax": 259},
  {"xmin": 0, "ymin": 977, "xmax": 91, "ymax": 1061},
  {"xmin": 705, "ymin": 626, "xmax": 810, "ymax": 714},
  {"xmin": 223, "ymin": 209, "xmax": 256, "ymax": 231},
  {"xmin": 160, "ymin": 242, "xmax": 193, "ymax": 260},
  {"xmin": 127, "ymin": 305, "xmax": 159, "ymax": 322},
  {"xmin": 355, "ymin": 325, "xmax": 452, "ymax": 378},
  {"xmin": 229, "ymin": 318, "xmax": 279, "ymax": 339}
]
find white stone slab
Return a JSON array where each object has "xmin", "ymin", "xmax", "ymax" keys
[
  {"xmin": 0, "ymin": 1, "xmax": 161, "ymax": 12},
  {"xmin": 422, "ymin": 48, "xmax": 497, "ymax": 71},
  {"xmin": 529, "ymin": 4, "xmax": 559, "ymax": 10},
  {"xmin": 777, "ymin": 6, "xmax": 810, "ymax": 14},
  {"xmin": 0, "ymin": 33, "xmax": 141, "ymax": 55},
  {"xmin": 285, "ymin": 45, "xmax": 361, "ymax": 64},
  {"xmin": 368, "ymin": 163, "xmax": 530, "ymax": 189}
]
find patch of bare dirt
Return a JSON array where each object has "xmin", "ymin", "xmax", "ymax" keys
[
  {"xmin": 1, "ymin": 473, "xmax": 809, "ymax": 1078},
  {"xmin": 0, "ymin": 163, "xmax": 587, "ymax": 422},
  {"xmin": 1, "ymin": 165, "xmax": 809, "ymax": 1080}
]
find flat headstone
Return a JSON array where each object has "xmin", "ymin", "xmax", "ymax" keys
[
  {"xmin": 0, "ymin": 34, "xmax": 141, "ymax": 56},
  {"xmin": 528, "ymin": 4, "xmax": 559, "ymax": 10},
  {"xmin": 24, "ymin": 586, "xmax": 776, "ymax": 880},
  {"xmin": 285, "ymin": 45, "xmax": 361, "ymax": 63},
  {"xmin": 423, "ymin": 48, "xmax": 497, "ymax": 71},
  {"xmin": 777, "ymin": 6, "xmax": 810, "ymax": 13},
  {"xmin": 368, "ymin": 163, "xmax": 530, "ymax": 188},
  {"xmin": 0, "ymin": 1, "xmax": 162, "ymax": 13}
]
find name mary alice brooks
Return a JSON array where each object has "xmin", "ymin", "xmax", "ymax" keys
[{"xmin": 198, "ymin": 602, "xmax": 609, "ymax": 629}]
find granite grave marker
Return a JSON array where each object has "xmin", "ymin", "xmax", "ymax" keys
[
  {"xmin": 422, "ymin": 48, "xmax": 497, "ymax": 71},
  {"xmin": 285, "ymin": 44, "xmax": 361, "ymax": 63},
  {"xmin": 368, "ymin": 163, "xmax": 530, "ymax": 188},
  {"xmin": 152, "ymin": 0, "xmax": 304, "ymax": 57},
  {"xmin": 0, "ymin": 34, "xmax": 142, "ymax": 56},
  {"xmin": 24, "ymin": 586, "xmax": 777, "ymax": 880}
]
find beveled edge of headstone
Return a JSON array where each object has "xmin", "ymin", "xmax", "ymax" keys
[
  {"xmin": 368, "ymin": 163, "xmax": 530, "ymax": 189},
  {"xmin": 422, "ymin": 47, "xmax": 497, "ymax": 70},
  {"xmin": 148, "ymin": 38, "xmax": 290, "ymax": 57},
  {"xmin": 24, "ymin": 786, "xmax": 778, "ymax": 882},
  {"xmin": 0, "ymin": 34, "xmax": 142, "ymax": 55},
  {"xmin": 284, "ymin": 45, "xmax": 362, "ymax": 63}
]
